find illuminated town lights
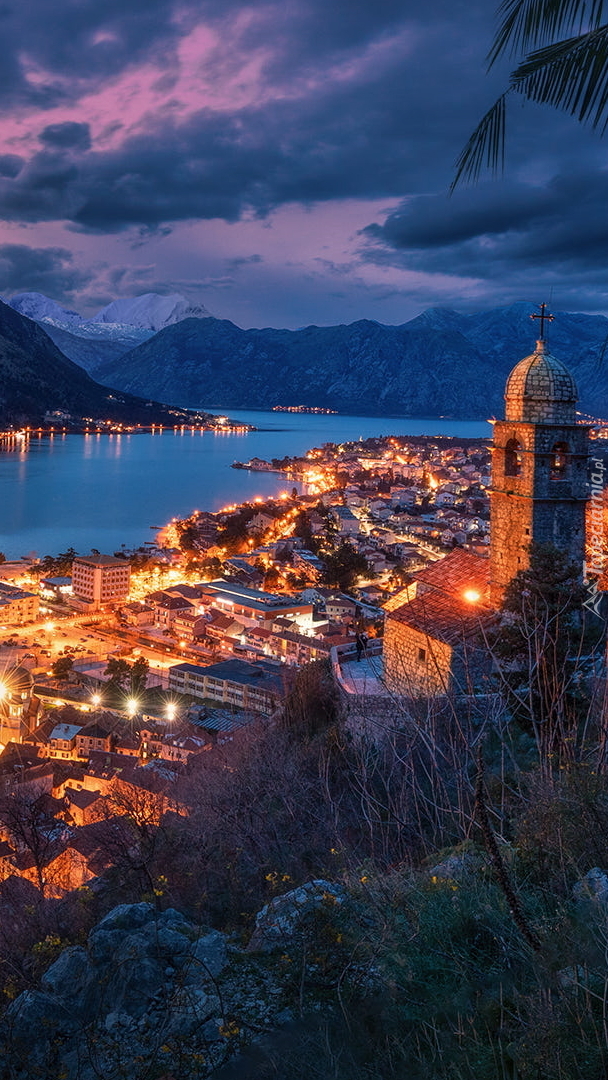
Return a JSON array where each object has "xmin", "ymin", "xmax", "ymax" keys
[
  {"xmin": 44, "ymin": 621, "xmax": 55, "ymax": 633},
  {"xmin": 166, "ymin": 702, "xmax": 177, "ymax": 721},
  {"xmin": 0, "ymin": 682, "xmax": 7, "ymax": 700},
  {"xmin": 127, "ymin": 697, "xmax": 139, "ymax": 716},
  {"xmin": 464, "ymin": 589, "xmax": 481, "ymax": 603},
  {"xmin": 91, "ymin": 693, "xmax": 101, "ymax": 707}
]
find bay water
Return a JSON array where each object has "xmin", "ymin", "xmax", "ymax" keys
[{"xmin": 0, "ymin": 410, "xmax": 491, "ymax": 559}]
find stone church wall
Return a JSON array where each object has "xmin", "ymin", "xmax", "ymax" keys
[{"xmin": 384, "ymin": 618, "xmax": 453, "ymax": 697}]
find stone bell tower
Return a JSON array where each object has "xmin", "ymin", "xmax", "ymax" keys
[{"xmin": 490, "ymin": 314, "xmax": 590, "ymax": 606}]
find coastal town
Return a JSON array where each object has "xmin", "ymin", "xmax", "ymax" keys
[{"xmin": 0, "ymin": 430, "xmax": 494, "ymax": 894}]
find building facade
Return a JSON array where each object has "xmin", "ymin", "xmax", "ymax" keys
[
  {"xmin": 71, "ymin": 555, "xmax": 131, "ymax": 610},
  {"xmin": 0, "ymin": 581, "xmax": 39, "ymax": 624},
  {"xmin": 384, "ymin": 328, "xmax": 589, "ymax": 696},
  {"xmin": 490, "ymin": 339, "xmax": 589, "ymax": 605}
]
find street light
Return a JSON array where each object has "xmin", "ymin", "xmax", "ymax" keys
[{"xmin": 127, "ymin": 697, "xmax": 139, "ymax": 717}]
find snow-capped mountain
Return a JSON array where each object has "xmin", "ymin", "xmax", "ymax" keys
[
  {"xmin": 95, "ymin": 293, "xmax": 212, "ymax": 331},
  {"xmin": 4, "ymin": 291, "xmax": 213, "ymax": 373},
  {"xmin": 8, "ymin": 292, "xmax": 84, "ymax": 327}
]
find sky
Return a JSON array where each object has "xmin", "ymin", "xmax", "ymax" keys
[{"xmin": 0, "ymin": 0, "xmax": 607, "ymax": 328}]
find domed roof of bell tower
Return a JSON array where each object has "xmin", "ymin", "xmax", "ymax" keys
[{"xmin": 504, "ymin": 339, "xmax": 578, "ymax": 424}]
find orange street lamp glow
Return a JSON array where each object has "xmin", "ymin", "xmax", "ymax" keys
[{"xmin": 464, "ymin": 589, "xmax": 481, "ymax": 603}]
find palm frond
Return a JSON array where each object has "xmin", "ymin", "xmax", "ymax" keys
[
  {"xmin": 511, "ymin": 24, "xmax": 608, "ymax": 128},
  {"xmin": 489, "ymin": 0, "xmax": 606, "ymax": 65},
  {"xmin": 451, "ymin": 95, "xmax": 508, "ymax": 190}
]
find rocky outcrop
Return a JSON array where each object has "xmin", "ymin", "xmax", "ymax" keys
[
  {"xmin": 1, "ymin": 886, "xmax": 350, "ymax": 1080},
  {"xmin": 3, "ymin": 903, "xmax": 230, "ymax": 1079},
  {"xmin": 248, "ymin": 880, "xmax": 345, "ymax": 953}
]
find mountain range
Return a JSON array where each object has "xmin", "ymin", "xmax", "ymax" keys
[
  {"xmin": 7, "ymin": 292, "xmax": 608, "ymax": 420},
  {"xmin": 94, "ymin": 302, "xmax": 608, "ymax": 419},
  {"xmin": 0, "ymin": 298, "xmax": 209, "ymax": 426},
  {"xmin": 6, "ymin": 291, "xmax": 212, "ymax": 373}
]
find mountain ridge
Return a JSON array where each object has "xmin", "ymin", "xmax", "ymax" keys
[
  {"xmin": 93, "ymin": 303, "xmax": 608, "ymax": 419},
  {"xmin": 5, "ymin": 291, "xmax": 213, "ymax": 373},
  {"xmin": 0, "ymin": 299, "xmax": 208, "ymax": 426}
]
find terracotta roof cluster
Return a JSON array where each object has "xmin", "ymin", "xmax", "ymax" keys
[
  {"xmin": 388, "ymin": 591, "xmax": 494, "ymax": 645},
  {"xmin": 414, "ymin": 549, "xmax": 490, "ymax": 602},
  {"xmin": 387, "ymin": 548, "xmax": 494, "ymax": 644}
]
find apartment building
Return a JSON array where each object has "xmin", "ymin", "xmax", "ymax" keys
[
  {"xmin": 0, "ymin": 581, "xmax": 39, "ymax": 624},
  {"xmin": 71, "ymin": 555, "xmax": 131, "ymax": 610}
]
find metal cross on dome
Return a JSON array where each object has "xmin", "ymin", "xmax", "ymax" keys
[{"xmin": 530, "ymin": 303, "xmax": 554, "ymax": 339}]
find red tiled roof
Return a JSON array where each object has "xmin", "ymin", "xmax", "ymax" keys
[
  {"xmin": 64, "ymin": 786, "xmax": 104, "ymax": 810},
  {"xmin": 388, "ymin": 591, "xmax": 494, "ymax": 645},
  {"xmin": 414, "ymin": 549, "xmax": 490, "ymax": 602}
]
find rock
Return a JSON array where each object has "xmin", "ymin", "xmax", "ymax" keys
[
  {"xmin": 248, "ymin": 880, "xmax": 344, "ymax": 953},
  {"xmin": 41, "ymin": 945, "xmax": 92, "ymax": 1008},
  {"xmin": 573, "ymin": 867, "xmax": 608, "ymax": 904},
  {"xmin": 2, "ymin": 893, "xmax": 345, "ymax": 1078},
  {"xmin": 96, "ymin": 901, "xmax": 156, "ymax": 932},
  {"xmin": 426, "ymin": 852, "xmax": 481, "ymax": 883},
  {"xmin": 190, "ymin": 930, "xmax": 228, "ymax": 978}
]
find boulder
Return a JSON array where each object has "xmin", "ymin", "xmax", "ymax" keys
[
  {"xmin": 248, "ymin": 880, "xmax": 344, "ymax": 953},
  {"xmin": 573, "ymin": 867, "xmax": 608, "ymax": 905},
  {"xmin": 2, "ymin": 903, "xmax": 230, "ymax": 1079}
]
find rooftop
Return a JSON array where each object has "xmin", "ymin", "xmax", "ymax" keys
[
  {"xmin": 505, "ymin": 340, "xmax": 578, "ymax": 424},
  {"xmin": 414, "ymin": 549, "xmax": 490, "ymax": 603},
  {"xmin": 73, "ymin": 554, "xmax": 130, "ymax": 568},
  {"xmin": 388, "ymin": 591, "xmax": 494, "ymax": 645}
]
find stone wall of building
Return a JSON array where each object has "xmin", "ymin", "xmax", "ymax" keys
[
  {"xmin": 491, "ymin": 418, "xmax": 589, "ymax": 603},
  {"xmin": 384, "ymin": 618, "xmax": 454, "ymax": 697}
]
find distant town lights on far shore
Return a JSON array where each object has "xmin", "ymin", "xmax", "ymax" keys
[{"xmin": 464, "ymin": 589, "xmax": 481, "ymax": 603}]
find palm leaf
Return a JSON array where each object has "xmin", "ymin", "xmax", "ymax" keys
[
  {"xmin": 489, "ymin": 0, "xmax": 606, "ymax": 65},
  {"xmin": 452, "ymin": 94, "xmax": 508, "ymax": 189},
  {"xmin": 511, "ymin": 25, "xmax": 608, "ymax": 128}
]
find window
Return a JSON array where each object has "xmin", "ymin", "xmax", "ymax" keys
[
  {"xmin": 418, "ymin": 647, "xmax": 426, "ymax": 663},
  {"xmin": 550, "ymin": 442, "xmax": 569, "ymax": 480},
  {"xmin": 505, "ymin": 438, "xmax": 523, "ymax": 477}
]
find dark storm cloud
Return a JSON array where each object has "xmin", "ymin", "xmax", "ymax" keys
[
  {"xmin": 361, "ymin": 169, "xmax": 608, "ymax": 311},
  {"xmin": 0, "ymin": 0, "xmax": 501, "ymax": 231},
  {"xmin": 0, "ymin": 244, "xmax": 91, "ymax": 298},
  {"xmin": 39, "ymin": 122, "xmax": 91, "ymax": 151},
  {"xmin": 0, "ymin": 0, "xmax": 443, "ymax": 112},
  {"xmin": 0, "ymin": 0, "xmax": 604, "ymax": 319},
  {"xmin": 0, "ymin": 0, "xmax": 182, "ymax": 108},
  {"xmin": 0, "ymin": 155, "xmax": 23, "ymax": 178},
  {"xmin": 363, "ymin": 172, "xmax": 608, "ymax": 272},
  {"xmin": 227, "ymin": 254, "xmax": 263, "ymax": 271}
]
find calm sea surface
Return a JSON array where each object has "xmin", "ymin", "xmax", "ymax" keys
[{"xmin": 0, "ymin": 410, "xmax": 491, "ymax": 559}]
